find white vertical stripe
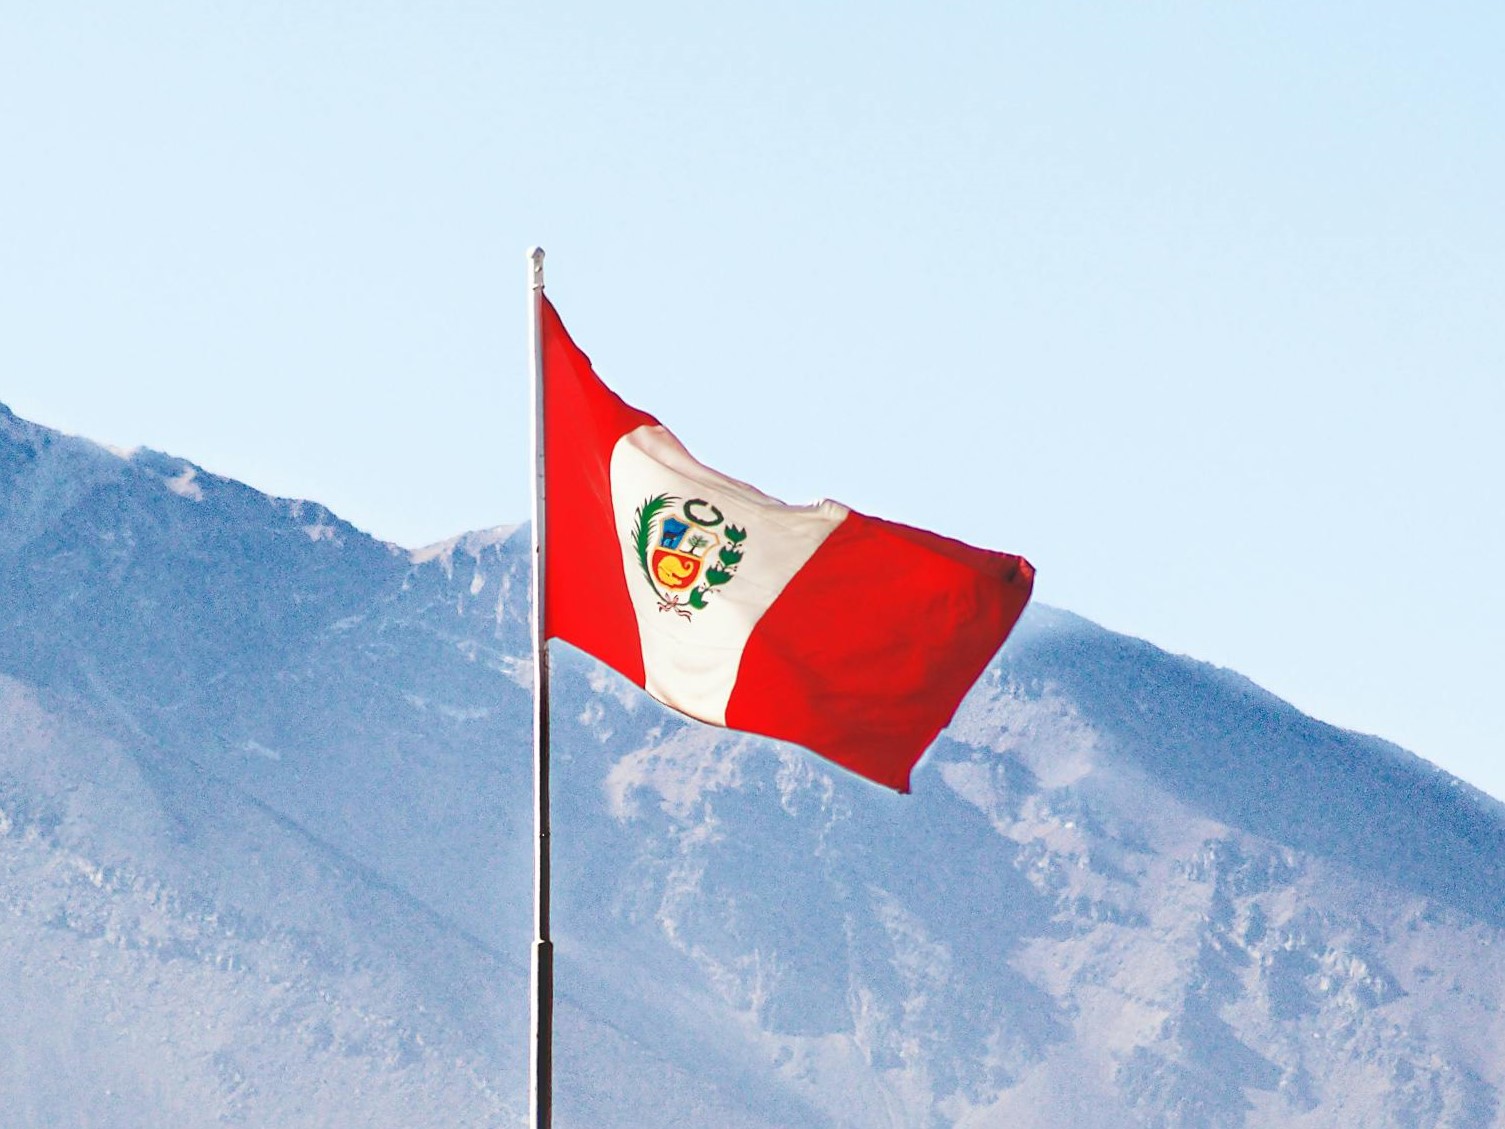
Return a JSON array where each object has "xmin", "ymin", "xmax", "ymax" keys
[{"xmin": 609, "ymin": 425, "xmax": 848, "ymax": 725}]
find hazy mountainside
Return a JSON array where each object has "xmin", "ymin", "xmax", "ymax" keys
[{"xmin": 2, "ymin": 401, "xmax": 1504, "ymax": 1128}]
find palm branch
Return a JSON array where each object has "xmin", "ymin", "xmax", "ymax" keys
[{"xmin": 631, "ymin": 493, "xmax": 677, "ymax": 598}]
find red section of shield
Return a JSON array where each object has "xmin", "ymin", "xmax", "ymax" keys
[{"xmin": 651, "ymin": 548, "xmax": 702, "ymax": 591}]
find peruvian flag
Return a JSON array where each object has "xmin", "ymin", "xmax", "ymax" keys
[{"xmin": 542, "ymin": 297, "xmax": 1033, "ymax": 792}]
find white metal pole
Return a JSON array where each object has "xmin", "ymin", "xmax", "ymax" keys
[{"xmin": 527, "ymin": 245, "xmax": 553, "ymax": 1129}]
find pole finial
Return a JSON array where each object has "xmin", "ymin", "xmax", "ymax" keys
[{"xmin": 528, "ymin": 246, "xmax": 546, "ymax": 290}]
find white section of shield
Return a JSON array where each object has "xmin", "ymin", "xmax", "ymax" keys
[{"xmin": 610, "ymin": 424, "xmax": 849, "ymax": 725}]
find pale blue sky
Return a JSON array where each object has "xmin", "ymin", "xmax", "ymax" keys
[{"xmin": 3, "ymin": 3, "xmax": 1502, "ymax": 798}]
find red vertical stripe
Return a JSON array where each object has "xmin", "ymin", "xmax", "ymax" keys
[
  {"xmin": 725, "ymin": 513, "xmax": 1034, "ymax": 792},
  {"xmin": 541, "ymin": 298, "xmax": 657, "ymax": 685}
]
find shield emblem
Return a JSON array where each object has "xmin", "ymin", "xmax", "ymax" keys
[{"xmin": 631, "ymin": 493, "xmax": 746, "ymax": 618}]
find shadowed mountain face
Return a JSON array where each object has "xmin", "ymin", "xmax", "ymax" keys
[{"xmin": 2, "ymin": 402, "xmax": 1503, "ymax": 1128}]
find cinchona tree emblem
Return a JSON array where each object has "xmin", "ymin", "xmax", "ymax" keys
[{"xmin": 631, "ymin": 493, "xmax": 748, "ymax": 619}]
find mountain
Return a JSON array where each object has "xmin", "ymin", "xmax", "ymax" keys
[{"xmin": 2, "ymin": 401, "xmax": 1503, "ymax": 1128}]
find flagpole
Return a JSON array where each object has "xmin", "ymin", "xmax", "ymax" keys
[{"xmin": 527, "ymin": 245, "xmax": 553, "ymax": 1129}]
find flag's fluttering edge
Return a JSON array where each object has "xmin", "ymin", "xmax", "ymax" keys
[{"xmin": 541, "ymin": 297, "xmax": 1033, "ymax": 792}]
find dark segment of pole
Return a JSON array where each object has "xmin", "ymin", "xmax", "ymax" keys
[{"xmin": 527, "ymin": 246, "xmax": 553, "ymax": 1129}]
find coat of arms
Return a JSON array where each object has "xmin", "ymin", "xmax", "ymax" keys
[{"xmin": 631, "ymin": 494, "xmax": 748, "ymax": 618}]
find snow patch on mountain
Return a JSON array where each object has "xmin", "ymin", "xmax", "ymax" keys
[
  {"xmin": 411, "ymin": 523, "xmax": 523, "ymax": 566},
  {"xmin": 164, "ymin": 463, "xmax": 205, "ymax": 500}
]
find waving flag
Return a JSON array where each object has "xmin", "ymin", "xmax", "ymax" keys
[{"xmin": 541, "ymin": 296, "xmax": 1033, "ymax": 792}]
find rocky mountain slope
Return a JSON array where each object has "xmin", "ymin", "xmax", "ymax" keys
[{"xmin": 2, "ymin": 402, "xmax": 1502, "ymax": 1128}]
